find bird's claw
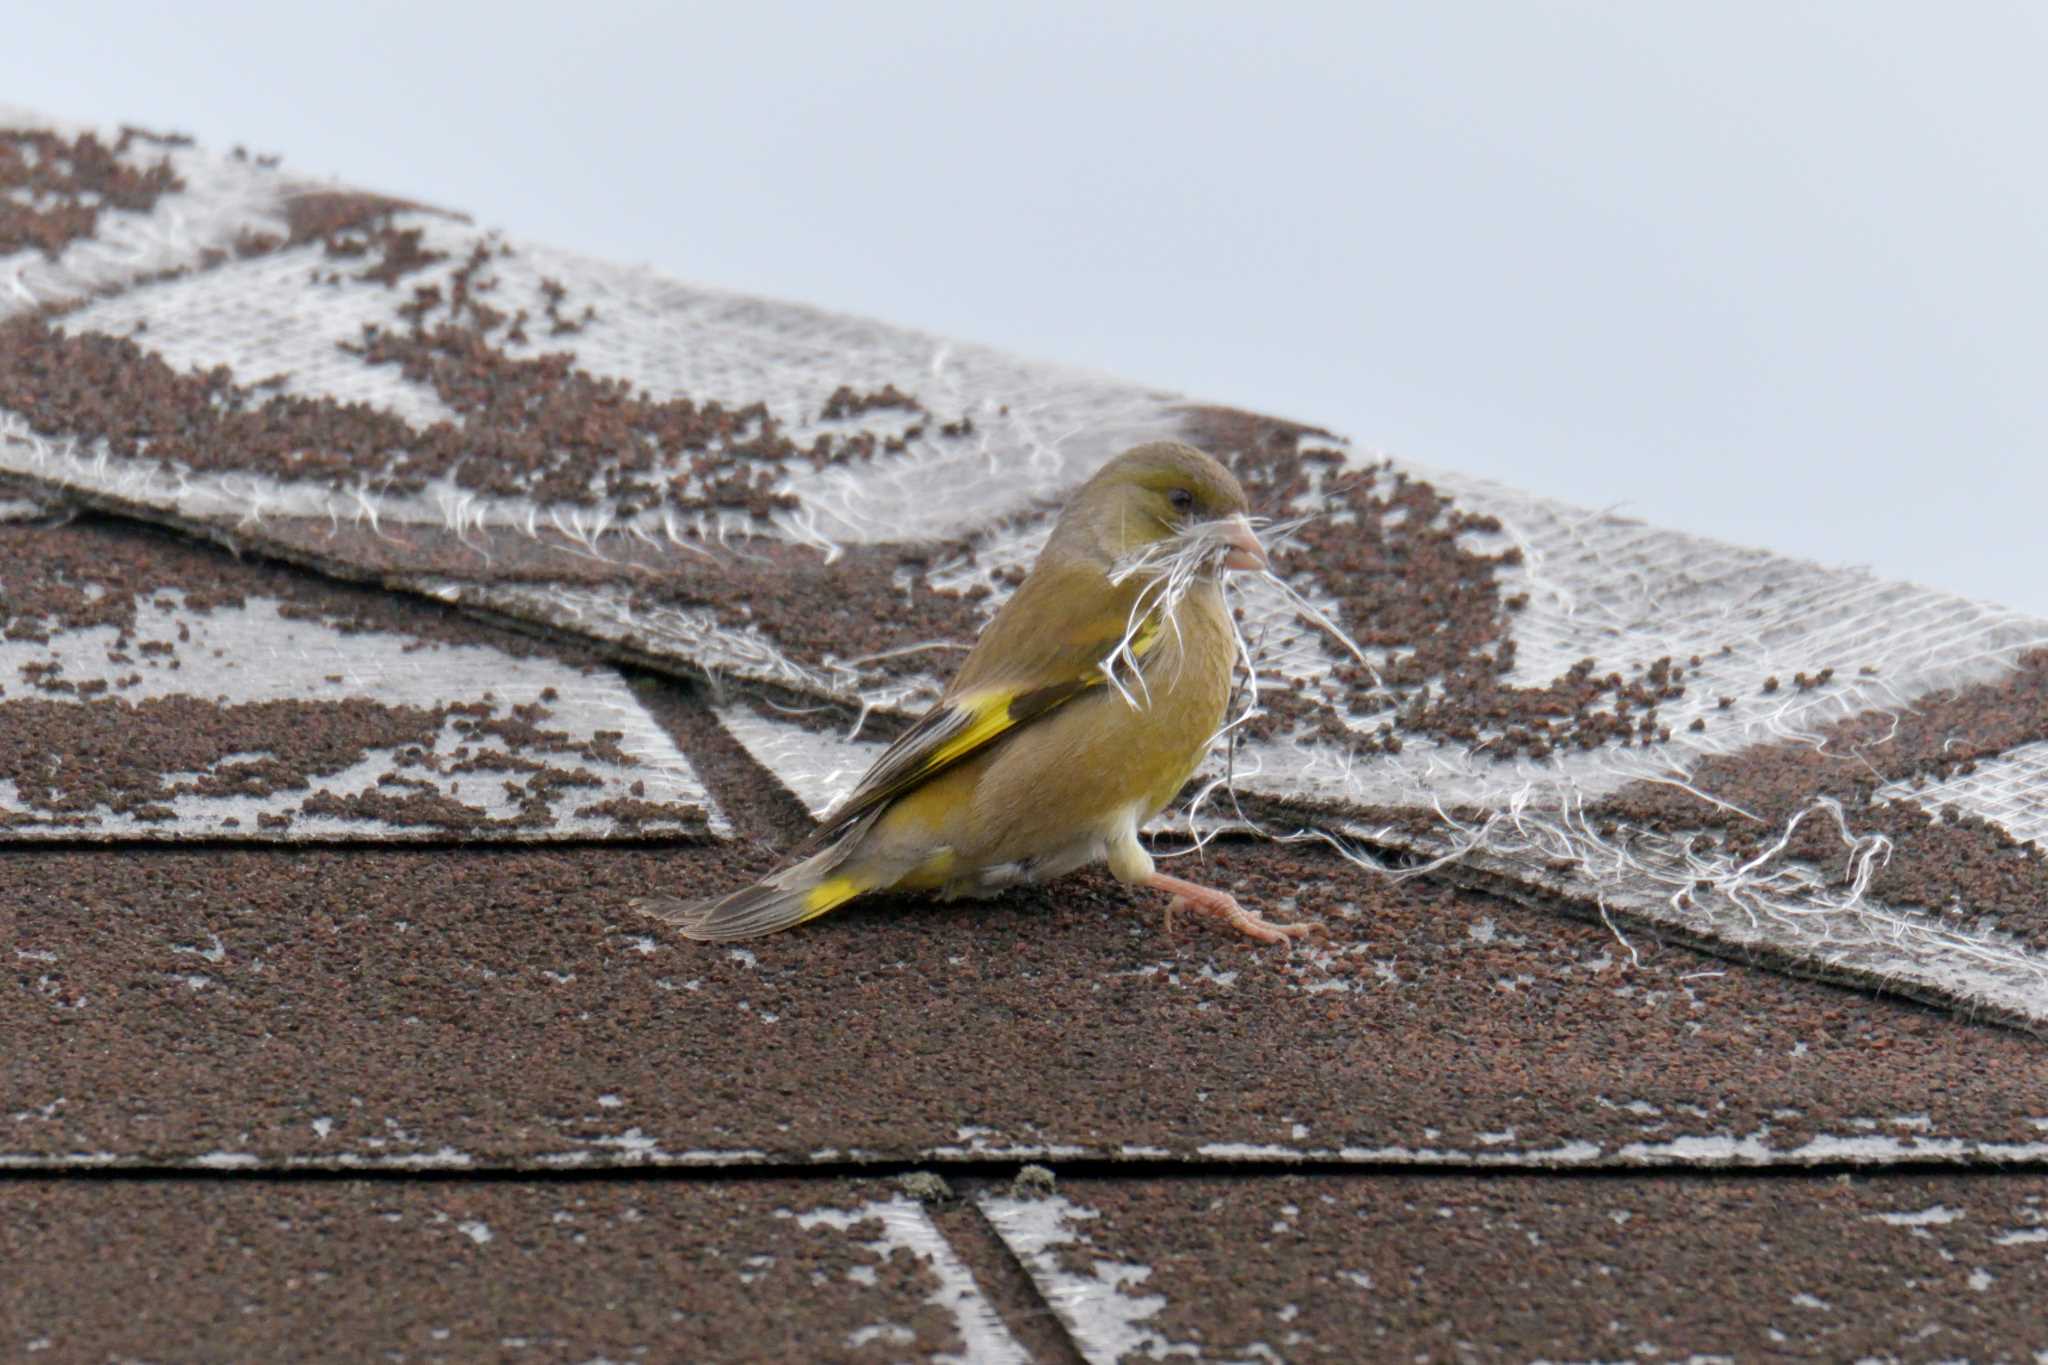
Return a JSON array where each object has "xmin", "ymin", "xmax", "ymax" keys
[{"xmin": 1155, "ymin": 885, "xmax": 1314, "ymax": 945}]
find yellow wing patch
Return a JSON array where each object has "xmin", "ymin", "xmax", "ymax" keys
[
  {"xmin": 920, "ymin": 691, "xmax": 1017, "ymax": 777},
  {"xmin": 794, "ymin": 599, "xmax": 1173, "ymax": 855}
]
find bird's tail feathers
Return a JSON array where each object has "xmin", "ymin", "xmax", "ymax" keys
[
  {"xmin": 634, "ymin": 819, "xmax": 876, "ymax": 942},
  {"xmin": 646, "ymin": 864, "xmax": 864, "ymax": 942}
]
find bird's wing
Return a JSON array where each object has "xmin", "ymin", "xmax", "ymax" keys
[{"xmin": 795, "ymin": 560, "xmax": 1165, "ymax": 852}]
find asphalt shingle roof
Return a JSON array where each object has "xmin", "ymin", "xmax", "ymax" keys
[{"xmin": 5, "ymin": 108, "xmax": 2048, "ymax": 1361}]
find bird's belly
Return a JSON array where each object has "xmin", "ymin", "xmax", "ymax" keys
[
  {"xmin": 961, "ymin": 634, "xmax": 1230, "ymax": 869},
  {"xmin": 938, "ymin": 829, "xmax": 1114, "ymax": 900}
]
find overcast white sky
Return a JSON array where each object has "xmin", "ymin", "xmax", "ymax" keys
[{"xmin": 13, "ymin": 3, "xmax": 2046, "ymax": 615}]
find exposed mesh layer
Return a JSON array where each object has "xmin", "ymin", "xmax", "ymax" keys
[
  {"xmin": 0, "ymin": 108, "xmax": 285, "ymax": 316},
  {"xmin": 1879, "ymin": 740, "xmax": 2048, "ymax": 852},
  {"xmin": 0, "ymin": 592, "xmax": 724, "ymax": 841}
]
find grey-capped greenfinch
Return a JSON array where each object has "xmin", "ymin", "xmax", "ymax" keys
[{"xmin": 640, "ymin": 440, "xmax": 1313, "ymax": 945}]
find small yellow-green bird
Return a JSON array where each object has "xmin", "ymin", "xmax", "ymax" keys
[{"xmin": 640, "ymin": 440, "xmax": 1315, "ymax": 945}]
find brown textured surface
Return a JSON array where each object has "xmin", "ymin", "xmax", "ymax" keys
[
  {"xmin": 6, "ymin": 835, "xmax": 2041, "ymax": 1167},
  {"xmin": 999, "ymin": 1171, "xmax": 2048, "ymax": 1361},
  {"xmin": 8, "ymin": 1171, "xmax": 2046, "ymax": 1362},
  {"xmin": 0, "ymin": 1178, "xmax": 969, "ymax": 1362}
]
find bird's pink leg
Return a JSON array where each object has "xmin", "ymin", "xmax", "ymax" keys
[{"xmin": 1143, "ymin": 871, "xmax": 1314, "ymax": 944}]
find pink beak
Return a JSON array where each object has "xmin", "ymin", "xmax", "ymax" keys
[{"xmin": 1221, "ymin": 516, "xmax": 1268, "ymax": 572}]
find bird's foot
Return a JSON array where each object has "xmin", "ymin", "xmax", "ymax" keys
[{"xmin": 1145, "ymin": 872, "xmax": 1314, "ymax": 945}]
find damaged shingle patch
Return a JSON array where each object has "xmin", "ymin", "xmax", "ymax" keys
[
  {"xmin": 1595, "ymin": 651, "xmax": 2048, "ymax": 951},
  {"xmin": 0, "ymin": 126, "xmax": 186, "ymax": 258},
  {"xmin": 1196, "ymin": 407, "xmax": 1699, "ymax": 762},
  {"xmin": 2, "ymin": 214, "xmax": 972, "ymax": 521},
  {"xmin": 0, "ymin": 518, "xmax": 716, "ymax": 839}
]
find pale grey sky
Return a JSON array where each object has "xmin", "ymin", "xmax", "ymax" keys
[{"xmin": 14, "ymin": 2, "xmax": 2046, "ymax": 614}]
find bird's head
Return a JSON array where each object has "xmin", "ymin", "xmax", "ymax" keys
[{"xmin": 1049, "ymin": 441, "xmax": 1268, "ymax": 576}]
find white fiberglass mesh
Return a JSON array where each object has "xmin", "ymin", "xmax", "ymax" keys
[
  {"xmin": 1240, "ymin": 459, "xmax": 2047, "ymax": 811},
  {"xmin": 0, "ymin": 107, "xmax": 286, "ymax": 318},
  {"xmin": 1878, "ymin": 742, "xmax": 2048, "ymax": 853},
  {"xmin": 0, "ymin": 591, "xmax": 725, "ymax": 841},
  {"xmin": 13, "ymin": 202, "xmax": 1181, "ymax": 551}
]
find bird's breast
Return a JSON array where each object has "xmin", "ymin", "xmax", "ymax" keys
[
  {"xmin": 940, "ymin": 576, "xmax": 1238, "ymax": 875},
  {"xmin": 1123, "ymin": 579, "xmax": 1236, "ymax": 811}
]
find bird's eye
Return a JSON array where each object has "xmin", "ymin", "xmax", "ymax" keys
[{"xmin": 1167, "ymin": 488, "xmax": 1196, "ymax": 517}]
